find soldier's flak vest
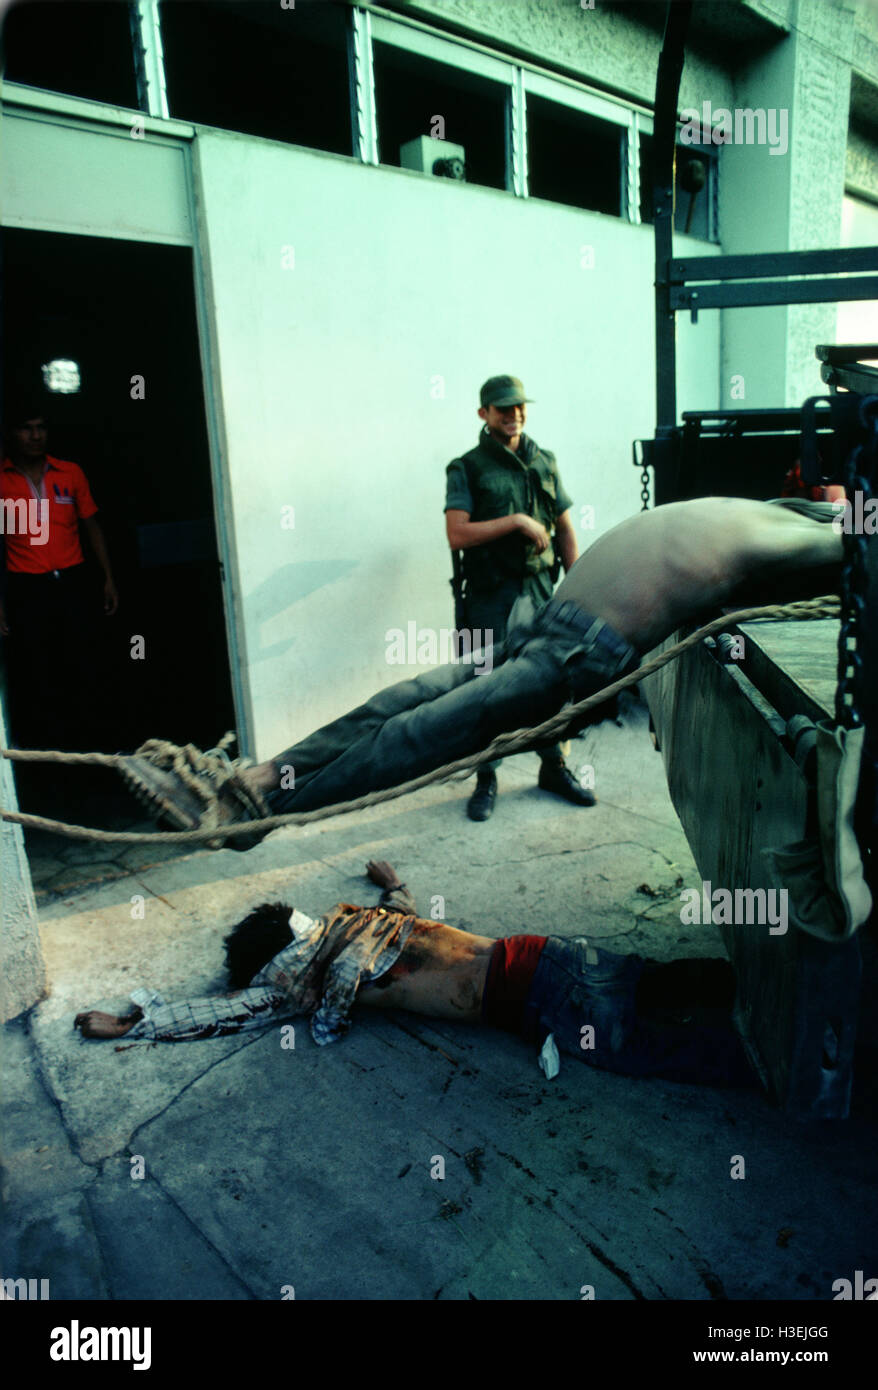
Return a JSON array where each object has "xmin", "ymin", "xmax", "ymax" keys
[{"xmin": 454, "ymin": 431, "xmax": 564, "ymax": 594}]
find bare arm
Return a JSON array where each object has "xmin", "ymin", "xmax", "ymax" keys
[
  {"xmin": 0, "ymin": 537, "xmax": 8, "ymax": 636},
  {"xmin": 446, "ymin": 509, "xmax": 549, "ymax": 554},
  {"xmin": 554, "ymin": 508, "xmax": 578, "ymax": 573},
  {"xmin": 74, "ymin": 985, "xmax": 286, "ymax": 1041},
  {"xmin": 366, "ymin": 859, "xmax": 416, "ymax": 914},
  {"xmin": 82, "ymin": 516, "xmax": 118, "ymax": 614}
]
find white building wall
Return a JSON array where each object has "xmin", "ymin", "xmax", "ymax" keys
[
  {"xmin": 194, "ymin": 130, "xmax": 719, "ymax": 754},
  {"xmin": 716, "ymin": 0, "xmax": 858, "ymax": 407}
]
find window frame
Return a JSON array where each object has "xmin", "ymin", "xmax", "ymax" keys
[
  {"xmin": 635, "ymin": 111, "xmax": 720, "ymax": 243},
  {"xmin": 364, "ymin": 6, "xmax": 700, "ymax": 232},
  {"xmin": 5, "ymin": 0, "xmax": 718, "ymax": 240},
  {"xmin": 523, "ymin": 77, "xmax": 633, "ymax": 219}
]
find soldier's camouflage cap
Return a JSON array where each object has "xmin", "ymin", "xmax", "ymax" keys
[{"xmin": 479, "ymin": 375, "xmax": 533, "ymax": 408}]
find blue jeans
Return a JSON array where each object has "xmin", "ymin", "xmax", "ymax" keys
[
  {"xmin": 265, "ymin": 599, "xmax": 639, "ymax": 815},
  {"xmin": 522, "ymin": 938, "xmax": 756, "ymax": 1088}
]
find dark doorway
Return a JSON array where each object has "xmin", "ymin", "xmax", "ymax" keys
[{"xmin": 1, "ymin": 229, "xmax": 237, "ymax": 806}]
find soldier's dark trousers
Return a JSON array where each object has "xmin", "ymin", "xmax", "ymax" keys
[
  {"xmin": 465, "ymin": 582, "xmax": 563, "ymax": 775},
  {"xmin": 265, "ymin": 600, "xmax": 639, "ymax": 816}
]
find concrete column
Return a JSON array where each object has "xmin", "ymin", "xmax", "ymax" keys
[
  {"xmin": 720, "ymin": 0, "xmax": 855, "ymax": 409},
  {"xmin": 0, "ymin": 696, "xmax": 46, "ymax": 1022}
]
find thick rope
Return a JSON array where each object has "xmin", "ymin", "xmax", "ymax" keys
[{"xmin": 0, "ymin": 596, "xmax": 840, "ymax": 845}]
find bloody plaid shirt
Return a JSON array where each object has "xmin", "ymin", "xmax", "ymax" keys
[{"xmin": 125, "ymin": 888, "xmax": 417, "ymax": 1047}]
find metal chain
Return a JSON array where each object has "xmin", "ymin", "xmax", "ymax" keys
[
  {"xmin": 633, "ymin": 439, "xmax": 651, "ymax": 510},
  {"xmin": 835, "ymin": 397, "xmax": 878, "ymax": 728}
]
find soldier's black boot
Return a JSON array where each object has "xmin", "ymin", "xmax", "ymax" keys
[
  {"xmin": 538, "ymin": 760, "xmax": 596, "ymax": 807},
  {"xmin": 467, "ymin": 769, "xmax": 498, "ymax": 821}
]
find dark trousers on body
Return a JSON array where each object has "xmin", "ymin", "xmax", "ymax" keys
[
  {"xmin": 523, "ymin": 939, "xmax": 755, "ymax": 1088},
  {"xmin": 265, "ymin": 599, "xmax": 639, "ymax": 816}
]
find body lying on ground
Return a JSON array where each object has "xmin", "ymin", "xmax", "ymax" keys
[
  {"xmin": 116, "ymin": 497, "xmax": 844, "ymax": 846},
  {"xmin": 75, "ymin": 861, "xmax": 755, "ymax": 1089}
]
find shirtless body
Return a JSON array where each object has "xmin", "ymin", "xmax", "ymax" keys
[
  {"xmin": 116, "ymin": 497, "xmax": 843, "ymax": 842},
  {"xmin": 535, "ymin": 496, "xmax": 839, "ymax": 654}
]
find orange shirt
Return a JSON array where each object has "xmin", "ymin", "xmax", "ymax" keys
[{"xmin": 1, "ymin": 455, "xmax": 98, "ymax": 574}]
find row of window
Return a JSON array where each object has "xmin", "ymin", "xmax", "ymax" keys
[{"xmin": 2, "ymin": 0, "xmax": 717, "ymax": 239}]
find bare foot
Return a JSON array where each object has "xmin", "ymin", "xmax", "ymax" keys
[{"xmin": 240, "ymin": 761, "xmax": 278, "ymax": 794}]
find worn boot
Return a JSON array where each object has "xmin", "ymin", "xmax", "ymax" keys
[
  {"xmin": 467, "ymin": 769, "xmax": 498, "ymax": 821},
  {"xmin": 537, "ymin": 760, "xmax": 596, "ymax": 807}
]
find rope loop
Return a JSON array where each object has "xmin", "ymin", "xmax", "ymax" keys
[{"xmin": 0, "ymin": 594, "xmax": 841, "ymax": 846}]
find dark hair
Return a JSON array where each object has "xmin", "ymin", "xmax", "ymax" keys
[
  {"xmin": 4, "ymin": 397, "xmax": 49, "ymax": 431},
  {"xmin": 224, "ymin": 902, "xmax": 294, "ymax": 987}
]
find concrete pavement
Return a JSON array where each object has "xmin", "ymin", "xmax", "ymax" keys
[{"xmin": 3, "ymin": 697, "xmax": 876, "ymax": 1300}]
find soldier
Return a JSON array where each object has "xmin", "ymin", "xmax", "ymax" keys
[{"xmin": 445, "ymin": 375, "xmax": 595, "ymax": 820}]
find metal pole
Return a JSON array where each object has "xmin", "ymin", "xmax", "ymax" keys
[
  {"xmin": 653, "ymin": 0, "xmax": 692, "ymax": 434},
  {"xmin": 507, "ymin": 67, "xmax": 528, "ymax": 199},
  {"xmin": 349, "ymin": 7, "xmax": 379, "ymax": 165},
  {"xmin": 131, "ymin": 0, "xmax": 170, "ymax": 121}
]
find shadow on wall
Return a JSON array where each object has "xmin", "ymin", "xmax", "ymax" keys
[{"xmin": 244, "ymin": 560, "xmax": 358, "ymax": 663}]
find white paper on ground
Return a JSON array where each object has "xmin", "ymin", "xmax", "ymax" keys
[{"xmin": 538, "ymin": 1032, "xmax": 560, "ymax": 1080}]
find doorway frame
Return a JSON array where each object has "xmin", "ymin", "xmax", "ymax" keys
[{"xmin": 1, "ymin": 82, "xmax": 255, "ymax": 754}]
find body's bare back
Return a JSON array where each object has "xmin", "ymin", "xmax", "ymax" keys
[
  {"xmin": 554, "ymin": 498, "xmax": 843, "ymax": 651},
  {"xmin": 359, "ymin": 919, "xmax": 495, "ymax": 1021}
]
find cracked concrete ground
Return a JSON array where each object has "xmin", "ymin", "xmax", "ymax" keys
[
  {"xmin": 2, "ymin": 697, "xmax": 876, "ymax": 1301},
  {"xmin": 24, "ymin": 779, "xmax": 194, "ymax": 904}
]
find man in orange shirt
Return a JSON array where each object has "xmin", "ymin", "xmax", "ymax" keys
[{"xmin": 0, "ymin": 401, "xmax": 118, "ymax": 756}]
